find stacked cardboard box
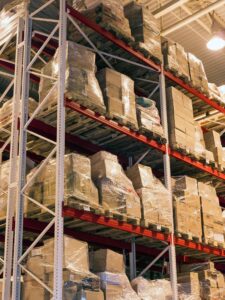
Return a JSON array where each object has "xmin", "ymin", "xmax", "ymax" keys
[
  {"xmin": 188, "ymin": 53, "xmax": 209, "ymax": 95},
  {"xmin": 172, "ymin": 176, "xmax": 202, "ymax": 240},
  {"xmin": 91, "ymin": 249, "xmax": 140, "ymax": 300},
  {"xmin": 39, "ymin": 41, "xmax": 105, "ymax": 115},
  {"xmin": 23, "ymin": 236, "xmax": 102, "ymax": 300},
  {"xmin": 131, "ymin": 277, "xmax": 172, "ymax": 300},
  {"xmin": 136, "ymin": 97, "xmax": 164, "ymax": 137},
  {"xmin": 91, "ymin": 151, "xmax": 141, "ymax": 219},
  {"xmin": 178, "ymin": 272, "xmax": 201, "ymax": 300},
  {"xmin": 97, "ymin": 68, "xmax": 138, "ymax": 128},
  {"xmin": 208, "ymin": 83, "xmax": 223, "ymax": 103},
  {"xmin": 203, "ymin": 130, "xmax": 225, "ymax": 170},
  {"xmin": 162, "ymin": 40, "xmax": 190, "ymax": 81},
  {"xmin": 25, "ymin": 153, "xmax": 99, "ymax": 214},
  {"xmin": 167, "ymin": 87, "xmax": 196, "ymax": 153},
  {"xmin": 126, "ymin": 164, "xmax": 172, "ymax": 230},
  {"xmin": 0, "ymin": 160, "xmax": 11, "ymax": 218},
  {"xmin": 194, "ymin": 123, "xmax": 214, "ymax": 162},
  {"xmin": 70, "ymin": 0, "xmax": 132, "ymax": 41},
  {"xmin": 180, "ymin": 262, "xmax": 225, "ymax": 300},
  {"xmin": 124, "ymin": 1, "xmax": 162, "ymax": 62},
  {"xmin": 198, "ymin": 182, "xmax": 224, "ymax": 245}
]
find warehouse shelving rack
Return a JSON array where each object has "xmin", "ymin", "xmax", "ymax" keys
[{"xmin": 0, "ymin": 0, "xmax": 224, "ymax": 299}]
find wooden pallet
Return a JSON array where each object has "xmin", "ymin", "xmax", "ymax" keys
[
  {"xmin": 164, "ymin": 65, "xmax": 190, "ymax": 84},
  {"xmin": 175, "ymin": 231, "xmax": 202, "ymax": 243},
  {"xmin": 140, "ymin": 219, "xmax": 171, "ymax": 234}
]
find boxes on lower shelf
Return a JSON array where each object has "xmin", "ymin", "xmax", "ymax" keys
[
  {"xmin": 126, "ymin": 164, "xmax": 172, "ymax": 230},
  {"xmin": 25, "ymin": 153, "xmax": 99, "ymax": 214},
  {"xmin": 91, "ymin": 151, "xmax": 141, "ymax": 219}
]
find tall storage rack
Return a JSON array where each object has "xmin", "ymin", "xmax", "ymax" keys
[{"xmin": 0, "ymin": 0, "xmax": 225, "ymax": 299}]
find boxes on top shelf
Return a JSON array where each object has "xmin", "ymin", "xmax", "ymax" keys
[{"xmin": 124, "ymin": 1, "xmax": 162, "ymax": 62}]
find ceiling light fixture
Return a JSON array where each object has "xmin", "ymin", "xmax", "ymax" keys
[{"xmin": 207, "ymin": 12, "xmax": 225, "ymax": 51}]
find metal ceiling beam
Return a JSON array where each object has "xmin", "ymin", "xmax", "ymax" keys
[
  {"xmin": 161, "ymin": 0, "xmax": 225, "ymax": 36},
  {"xmin": 152, "ymin": 0, "xmax": 189, "ymax": 18}
]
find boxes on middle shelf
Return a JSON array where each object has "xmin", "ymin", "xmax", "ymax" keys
[
  {"xmin": 25, "ymin": 153, "xmax": 99, "ymax": 214},
  {"xmin": 172, "ymin": 176, "xmax": 202, "ymax": 241},
  {"xmin": 96, "ymin": 68, "xmax": 138, "ymax": 128},
  {"xmin": 198, "ymin": 181, "xmax": 225, "ymax": 245},
  {"xmin": 126, "ymin": 163, "xmax": 172, "ymax": 230},
  {"xmin": 38, "ymin": 41, "xmax": 105, "ymax": 117},
  {"xmin": 124, "ymin": 1, "xmax": 162, "ymax": 62},
  {"xmin": 136, "ymin": 97, "xmax": 164, "ymax": 137},
  {"xmin": 90, "ymin": 151, "xmax": 141, "ymax": 219}
]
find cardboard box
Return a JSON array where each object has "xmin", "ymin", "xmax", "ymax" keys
[
  {"xmin": 23, "ymin": 280, "xmax": 48, "ymax": 300},
  {"xmin": 125, "ymin": 164, "xmax": 153, "ymax": 189},
  {"xmin": 172, "ymin": 176, "xmax": 198, "ymax": 196},
  {"xmin": 90, "ymin": 249, "xmax": 125, "ymax": 274},
  {"xmin": 177, "ymin": 272, "xmax": 201, "ymax": 296},
  {"xmin": 76, "ymin": 290, "xmax": 104, "ymax": 300},
  {"xmin": 203, "ymin": 131, "xmax": 222, "ymax": 150}
]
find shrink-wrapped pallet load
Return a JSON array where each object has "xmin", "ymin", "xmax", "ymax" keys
[
  {"xmin": 126, "ymin": 164, "xmax": 172, "ymax": 230},
  {"xmin": 167, "ymin": 87, "xmax": 196, "ymax": 154},
  {"xmin": 162, "ymin": 40, "xmax": 190, "ymax": 82},
  {"xmin": 39, "ymin": 41, "xmax": 105, "ymax": 116},
  {"xmin": 208, "ymin": 83, "xmax": 223, "ymax": 103},
  {"xmin": 25, "ymin": 153, "xmax": 99, "ymax": 214},
  {"xmin": 188, "ymin": 53, "xmax": 209, "ymax": 95},
  {"xmin": 23, "ymin": 236, "xmax": 101, "ymax": 300},
  {"xmin": 172, "ymin": 176, "xmax": 202, "ymax": 241},
  {"xmin": 203, "ymin": 130, "xmax": 225, "ymax": 170},
  {"xmin": 131, "ymin": 277, "xmax": 172, "ymax": 300},
  {"xmin": 198, "ymin": 182, "xmax": 224, "ymax": 245},
  {"xmin": 91, "ymin": 151, "xmax": 141, "ymax": 219},
  {"xmin": 124, "ymin": 1, "xmax": 162, "ymax": 62},
  {"xmin": 136, "ymin": 97, "xmax": 164, "ymax": 137},
  {"xmin": 178, "ymin": 272, "xmax": 201, "ymax": 300},
  {"xmin": 70, "ymin": 0, "xmax": 133, "ymax": 42},
  {"xmin": 97, "ymin": 68, "xmax": 138, "ymax": 128}
]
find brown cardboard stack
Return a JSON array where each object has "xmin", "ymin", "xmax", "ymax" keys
[
  {"xmin": 91, "ymin": 151, "xmax": 141, "ymax": 219},
  {"xmin": 23, "ymin": 236, "xmax": 101, "ymax": 300},
  {"xmin": 91, "ymin": 249, "xmax": 140, "ymax": 300},
  {"xmin": 25, "ymin": 153, "xmax": 99, "ymax": 214},
  {"xmin": 162, "ymin": 40, "xmax": 190, "ymax": 81},
  {"xmin": 70, "ymin": 0, "xmax": 132, "ymax": 41},
  {"xmin": 126, "ymin": 164, "xmax": 172, "ymax": 230},
  {"xmin": 198, "ymin": 182, "xmax": 225, "ymax": 245},
  {"xmin": 203, "ymin": 130, "xmax": 224, "ymax": 169},
  {"xmin": 39, "ymin": 41, "xmax": 105, "ymax": 115},
  {"xmin": 208, "ymin": 83, "xmax": 223, "ymax": 103},
  {"xmin": 180, "ymin": 262, "xmax": 225, "ymax": 300},
  {"xmin": 178, "ymin": 272, "xmax": 201, "ymax": 300},
  {"xmin": 167, "ymin": 87, "xmax": 196, "ymax": 152},
  {"xmin": 97, "ymin": 68, "xmax": 138, "ymax": 128},
  {"xmin": 194, "ymin": 123, "xmax": 214, "ymax": 162},
  {"xmin": 188, "ymin": 53, "xmax": 209, "ymax": 95},
  {"xmin": 136, "ymin": 97, "xmax": 164, "ymax": 137},
  {"xmin": 124, "ymin": 1, "xmax": 162, "ymax": 62},
  {"xmin": 131, "ymin": 277, "xmax": 172, "ymax": 300},
  {"xmin": 172, "ymin": 176, "xmax": 202, "ymax": 240},
  {"xmin": 0, "ymin": 160, "xmax": 11, "ymax": 218}
]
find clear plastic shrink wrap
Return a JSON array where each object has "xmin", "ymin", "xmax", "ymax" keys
[
  {"xmin": 70, "ymin": 0, "xmax": 133, "ymax": 41},
  {"xmin": 131, "ymin": 277, "xmax": 172, "ymax": 300},
  {"xmin": 39, "ymin": 41, "xmax": 105, "ymax": 113},
  {"xmin": 208, "ymin": 83, "xmax": 223, "ymax": 102},
  {"xmin": 218, "ymin": 85, "xmax": 225, "ymax": 104},
  {"xmin": 97, "ymin": 68, "xmax": 138, "ymax": 128},
  {"xmin": 188, "ymin": 53, "xmax": 209, "ymax": 95},
  {"xmin": 162, "ymin": 41, "xmax": 190, "ymax": 81},
  {"xmin": 126, "ymin": 164, "xmax": 172, "ymax": 230},
  {"xmin": 23, "ymin": 236, "xmax": 101, "ymax": 300},
  {"xmin": 91, "ymin": 151, "xmax": 141, "ymax": 219},
  {"xmin": 136, "ymin": 97, "xmax": 164, "ymax": 137},
  {"xmin": 0, "ymin": 160, "xmax": 11, "ymax": 218},
  {"xmin": 203, "ymin": 130, "xmax": 224, "ymax": 168},
  {"xmin": 124, "ymin": 1, "xmax": 162, "ymax": 62},
  {"xmin": 172, "ymin": 176, "xmax": 202, "ymax": 240},
  {"xmin": 193, "ymin": 122, "xmax": 206, "ymax": 157},
  {"xmin": 198, "ymin": 181, "xmax": 224, "ymax": 244},
  {"xmin": 25, "ymin": 153, "xmax": 99, "ymax": 214},
  {"xmin": 178, "ymin": 272, "xmax": 201, "ymax": 300}
]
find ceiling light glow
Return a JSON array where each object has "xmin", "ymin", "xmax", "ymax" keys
[{"xmin": 207, "ymin": 36, "xmax": 225, "ymax": 51}]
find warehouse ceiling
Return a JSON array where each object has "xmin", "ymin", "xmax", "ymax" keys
[{"xmin": 131, "ymin": 0, "xmax": 225, "ymax": 86}]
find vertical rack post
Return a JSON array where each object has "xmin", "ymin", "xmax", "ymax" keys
[
  {"xmin": 2, "ymin": 17, "xmax": 24, "ymax": 300},
  {"xmin": 53, "ymin": 0, "xmax": 66, "ymax": 298},
  {"xmin": 12, "ymin": 4, "xmax": 32, "ymax": 299},
  {"xmin": 159, "ymin": 68, "xmax": 178, "ymax": 300}
]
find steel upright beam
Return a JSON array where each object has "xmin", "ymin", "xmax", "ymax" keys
[
  {"xmin": 53, "ymin": 0, "xmax": 66, "ymax": 298},
  {"xmin": 160, "ymin": 69, "xmax": 178, "ymax": 299},
  {"xmin": 12, "ymin": 5, "xmax": 32, "ymax": 299},
  {"xmin": 2, "ymin": 18, "xmax": 24, "ymax": 300}
]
